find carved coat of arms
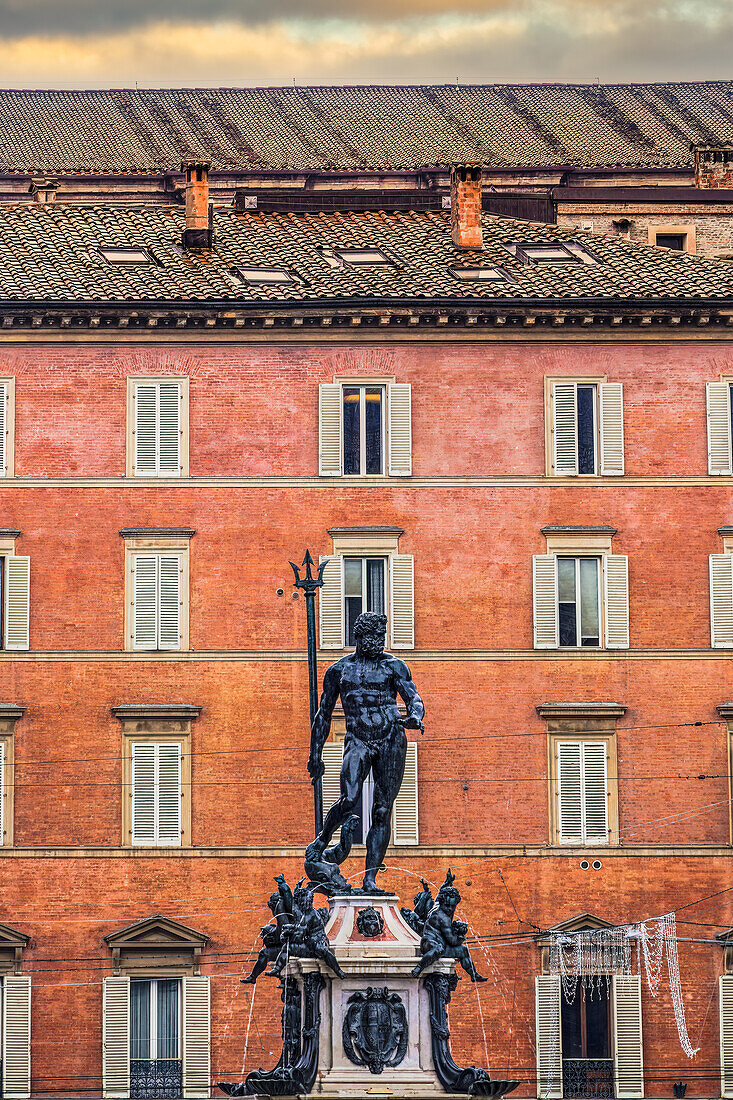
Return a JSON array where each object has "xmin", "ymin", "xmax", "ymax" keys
[{"xmin": 342, "ymin": 987, "xmax": 408, "ymax": 1074}]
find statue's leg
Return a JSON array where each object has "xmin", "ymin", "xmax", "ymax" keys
[
  {"xmin": 412, "ymin": 946, "xmax": 441, "ymax": 977},
  {"xmin": 363, "ymin": 727, "xmax": 406, "ymax": 891},
  {"xmin": 315, "ymin": 736, "xmax": 370, "ymax": 850},
  {"xmin": 458, "ymin": 947, "xmax": 487, "ymax": 982},
  {"xmin": 241, "ymin": 949, "xmax": 270, "ymax": 984},
  {"xmin": 317, "ymin": 946, "xmax": 346, "ymax": 979}
]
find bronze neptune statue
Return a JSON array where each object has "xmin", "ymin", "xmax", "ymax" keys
[{"xmin": 306, "ymin": 611, "xmax": 425, "ymax": 894}]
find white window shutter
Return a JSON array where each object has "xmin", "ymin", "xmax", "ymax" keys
[
  {"xmin": 134, "ymin": 383, "xmax": 158, "ymax": 475},
  {"xmin": 133, "ymin": 555, "xmax": 158, "ymax": 651},
  {"xmin": 557, "ymin": 741, "xmax": 584, "ymax": 844},
  {"xmin": 3, "ymin": 976, "xmax": 31, "ymax": 1100},
  {"xmin": 582, "ymin": 741, "xmax": 609, "ymax": 843},
  {"xmin": 5, "ymin": 556, "xmax": 30, "ymax": 651},
  {"xmin": 319, "ymin": 556, "xmax": 344, "ymax": 649},
  {"xmin": 158, "ymin": 382, "xmax": 182, "ymax": 475},
  {"xmin": 103, "ymin": 976, "xmax": 130, "ymax": 1100},
  {"xmin": 319, "ymin": 383, "xmax": 342, "ymax": 476},
  {"xmin": 711, "ymin": 554, "xmax": 733, "ymax": 648},
  {"xmin": 131, "ymin": 742, "xmax": 156, "ymax": 845},
  {"xmin": 0, "ymin": 741, "xmax": 6, "ymax": 845},
  {"xmin": 535, "ymin": 975, "xmax": 562, "ymax": 1099},
  {"xmin": 390, "ymin": 554, "xmax": 414, "ymax": 650},
  {"xmin": 157, "ymin": 742, "xmax": 182, "ymax": 846},
  {"xmin": 158, "ymin": 555, "xmax": 182, "ymax": 651},
  {"xmin": 393, "ymin": 741, "xmax": 418, "ymax": 844},
  {"xmin": 720, "ymin": 975, "xmax": 733, "ymax": 1097},
  {"xmin": 604, "ymin": 555, "xmax": 629, "ymax": 649},
  {"xmin": 552, "ymin": 382, "xmax": 578, "ymax": 475},
  {"xmin": 388, "ymin": 383, "xmax": 412, "ymax": 476},
  {"xmin": 183, "ymin": 976, "xmax": 211, "ymax": 1100},
  {"xmin": 707, "ymin": 382, "xmax": 732, "ymax": 475},
  {"xmin": 533, "ymin": 555, "xmax": 558, "ymax": 649},
  {"xmin": 613, "ymin": 974, "xmax": 644, "ymax": 1099},
  {"xmin": 599, "ymin": 382, "xmax": 625, "ymax": 476},
  {"xmin": 321, "ymin": 742, "xmax": 344, "ymax": 840},
  {"xmin": 0, "ymin": 382, "xmax": 8, "ymax": 477}
]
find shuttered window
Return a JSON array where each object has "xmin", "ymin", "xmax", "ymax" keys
[
  {"xmin": 319, "ymin": 553, "xmax": 415, "ymax": 651},
  {"xmin": 536, "ymin": 972, "xmax": 643, "ymax": 1099},
  {"xmin": 707, "ymin": 381, "xmax": 733, "ymax": 475},
  {"xmin": 556, "ymin": 741, "xmax": 609, "ymax": 845},
  {"xmin": 321, "ymin": 740, "xmax": 419, "ymax": 845},
  {"xmin": 182, "ymin": 976, "xmax": 211, "ymax": 1099},
  {"xmin": 0, "ymin": 382, "xmax": 9, "ymax": 478},
  {"xmin": 3, "ymin": 976, "xmax": 31, "ymax": 1100},
  {"xmin": 711, "ymin": 554, "xmax": 733, "ymax": 648},
  {"xmin": 103, "ymin": 976, "xmax": 130, "ymax": 1100},
  {"xmin": 535, "ymin": 975, "xmax": 563, "ymax": 1099},
  {"xmin": 551, "ymin": 381, "xmax": 624, "ymax": 476},
  {"xmin": 133, "ymin": 381, "xmax": 183, "ymax": 476},
  {"xmin": 4, "ymin": 556, "xmax": 30, "ymax": 652},
  {"xmin": 720, "ymin": 975, "xmax": 733, "ymax": 1097},
  {"xmin": 533, "ymin": 554, "xmax": 628, "ymax": 650},
  {"xmin": 613, "ymin": 975, "xmax": 644, "ymax": 1099},
  {"xmin": 131, "ymin": 742, "xmax": 182, "ymax": 847},
  {"xmin": 319, "ymin": 381, "xmax": 412, "ymax": 477},
  {"xmin": 132, "ymin": 554, "xmax": 182, "ymax": 651}
]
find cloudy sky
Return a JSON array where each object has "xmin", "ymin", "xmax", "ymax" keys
[{"xmin": 0, "ymin": 0, "xmax": 730, "ymax": 87}]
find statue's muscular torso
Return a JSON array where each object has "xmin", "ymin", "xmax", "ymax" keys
[{"xmin": 337, "ymin": 654, "xmax": 407, "ymax": 742}]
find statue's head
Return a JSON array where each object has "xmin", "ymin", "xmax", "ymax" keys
[
  {"xmin": 353, "ymin": 612, "xmax": 387, "ymax": 658},
  {"xmin": 267, "ymin": 892, "xmax": 280, "ymax": 913},
  {"xmin": 437, "ymin": 885, "xmax": 461, "ymax": 915}
]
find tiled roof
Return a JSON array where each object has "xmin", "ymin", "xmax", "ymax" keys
[
  {"xmin": 1, "ymin": 82, "xmax": 733, "ymax": 174},
  {"xmin": 0, "ymin": 202, "xmax": 731, "ymax": 305}
]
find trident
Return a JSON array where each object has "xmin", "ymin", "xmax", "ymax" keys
[{"xmin": 290, "ymin": 550, "xmax": 328, "ymax": 834}]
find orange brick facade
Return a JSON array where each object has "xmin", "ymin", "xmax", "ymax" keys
[{"xmin": 0, "ymin": 335, "xmax": 731, "ymax": 1097}]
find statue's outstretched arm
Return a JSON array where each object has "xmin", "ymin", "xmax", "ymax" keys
[
  {"xmin": 394, "ymin": 660, "xmax": 425, "ymax": 731},
  {"xmin": 308, "ymin": 663, "xmax": 340, "ymax": 779}
]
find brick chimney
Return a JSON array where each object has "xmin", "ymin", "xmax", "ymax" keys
[
  {"xmin": 450, "ymin": 162, "xmax": 483, "ymax": 250},
  {"xmin": 693, "ymin": 144, "xmax": 733, "ymax": 189},
  {"xmin": 181, "ymin": 160, "xmax": 214, "ymax": 249},
  {"xmin": 28, "ymin": 177, "xmax": 58, "ymax": 204}
]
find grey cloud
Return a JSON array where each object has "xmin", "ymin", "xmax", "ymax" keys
[{"xmin": 0, "ymin": 0, "xmax": 515, "ymax": 38}]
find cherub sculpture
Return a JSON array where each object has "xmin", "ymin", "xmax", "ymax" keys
[
  {"xmin": 241, "ymin": 890, "xmax": 284, "ymax": 984},
  {"xmin": 400, "ymin": 879, "xmax": 434, "ymax": 935},
  {"xmin": 412, "ymin": 870, "xmax": 487, "ymax": 982},
  {"xmin": 282, "ymin": 883, "xmax": 346, "ymax": 978}
]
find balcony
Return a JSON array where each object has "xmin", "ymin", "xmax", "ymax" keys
[
  {"xmin": 563, "ymin": 1058, "xmax": 614, "ymax": 1099},
  {"xmin": 130, "ymin": 1058, "xmax": 183, "ymax": 1099}
]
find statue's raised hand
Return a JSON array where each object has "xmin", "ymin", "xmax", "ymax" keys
[{"xmin": 308, "ymin": 752, "xmax": 325, "ymax": 782}]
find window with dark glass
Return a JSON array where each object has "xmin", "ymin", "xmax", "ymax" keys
[
  {"xmin": 558, "ymin": 558, "xmax": 600, "ymax": 648},
  {"xmin": 561, "ymin": 978, "xmax": 613, "ymax": 1099},
  {"xmin": 342, "ymin": 386, "xmax": 384, "ymax": 475},
  {"xmin": 130, "ymin": 978, "xmax": 181, "ymax": 1100},
  {"xmin": 344, "ymin": 557, "xmax": 385, "ymax": 646},
  {"xmin": 654, "ymin": 234, "xmax": 686, "ymax": 251},
  {"xmin": 576, "ymin": 385, "xmax": 597, "ymax": 475}
]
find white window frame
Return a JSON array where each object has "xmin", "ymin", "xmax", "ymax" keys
[
  {"xmin": 557, "ymin": 556, "xmax": 602, "ymax": 649},
  {"xmin": 123, "ymin": 533, "xmax": 191, "ymax": 653},
  {"xmin": 0, "ymin": 380, "xmax": 15, "ymax": 479},
  {"xmin": 126, "ymin": 377, "xmax": 189, "ymax": 478},
  {"xmin": 554, "ymin": 739, "xmax": 611, "ymax": 845},
  {"xmin": 343, "ymin": 555, "xmax": 387, "ymax": 645},
  {"xmin": 130, "ymin": 740, "xmax": 183, "ymax": 849},
  {"xmin": 130, "ymin": 978, "xmax": 182, "ymax": 1062},
  {"xmin": 319, "ymin": 376, "xmax": 412, "ymax": 478},
  {"xmin": 342, "ymin": 384, "xmax": 386, "ymax": 476}
]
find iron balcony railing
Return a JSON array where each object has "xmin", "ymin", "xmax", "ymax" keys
[
  {"xmin": 562, "ymin": 1058, "xmax": 614, "ymax": 1099},
  {"xmin": 130, "ymin": 1058, "xmax": 183, "ymax": 1100}
]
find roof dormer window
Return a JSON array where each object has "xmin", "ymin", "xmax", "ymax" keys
[
  {"xmin": 335, "ymin": 247, "xmax": 393, "ymax": 266},
  {"xmin": 450, "ymin": 265, "xmax": 513, "ymax": 282},
  {"xmin": 232, "ymin": 265, "xmax": 299, "ymax": 285}
]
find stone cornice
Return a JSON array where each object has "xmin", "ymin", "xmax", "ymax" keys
[
  {"xmin": 111, "ymin": 704, "xmax": 202, "ymax": 720},
  {"xmin": 0, "ymin": 302, "xmax": 732, "ymax": 334},
  {"xmin": 536, "ymin": 702, "xmax": 627, "ymax": 719}
]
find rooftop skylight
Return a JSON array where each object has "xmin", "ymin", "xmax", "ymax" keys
[
  {"xmin": 233, "ymin": 265, "xmax": 299, "ymax": 285},
  {"xmin": 506, "ymin": 241, "xmax": 599, "ymax": 267},
  {"xmin": 334, "ymin": 247, "xmax": 393, "ymax": 266},
  {"xmin": 450, "ymin": 265, "xmax": 513, "ymax": 283},
  {"xmin": 98, "ymin": 246, "xmax": 154, "ymax": 265}
]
